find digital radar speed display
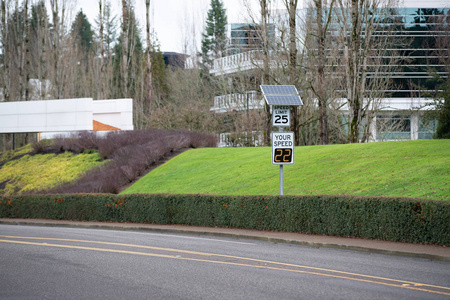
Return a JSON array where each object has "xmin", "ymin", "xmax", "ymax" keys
[{"xmin": 272, "ymin": 132, "xmax": 294, "ymax": 165}]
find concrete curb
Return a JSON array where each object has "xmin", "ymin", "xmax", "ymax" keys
[{"xmin": 1, "ymin": 218, "xmax": 449, "ymax": 262}]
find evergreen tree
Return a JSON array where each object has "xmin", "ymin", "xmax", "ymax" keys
[
  {"xmin": 434, "ymin": 83, "xmax": 450, "ymax": 139},
  {"xmin": 200, "ymin": 0, "xmax": 227, "ymax": 69},
  {"xmin": 150, "ymin": 44, "xmax": 169, "ymax": 102},
  {"xmin": 71, "ymin": 10, "xmax": 94, "ymax": 54},
  {"xmin": 30, "ymin": 1, "xmax": 50, "ymax": 98},
  {"xmin": 112, "ymin": 8, "xmax": 143, "ymax": 100},
  {"xmin": 70, "ymin": 10, "xmax": 95, "ymax": 98},
  {"xmin": 427, "ymin": 11, "xmax": 450, "ymax": 139}
]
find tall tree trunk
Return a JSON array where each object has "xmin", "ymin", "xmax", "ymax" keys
[
  {"xmin": 0, "ymin": 0, "xmax": 11, "ymax": 151},
  {"xmin": 33, "ymin": 1, "xmax": 49, "ymax": 100},
  {"xmin": 1, "ymin": 0, "xmax": 10, "ymax": 102},
  {"xmin": 349, "ymin": 0, "xmax": 360, "ymax": 143},
  {"xmin": 285, "ymin": 0, "xmax": 300, "ymax": 145},
  {"xmin": 145, "ymin": 0, "xmax": 152, "ymax": 120},
  {"xmin": 121, "ymin": 0, "xmax": 129, "ymax": 97},
  {"xmin": 260, "ymin": 0, "xmax": 271, "ymax": 146},
  {"xmin": 337, "ymin": 0, "xmax": 363, "ymax": 143},
  {"xmin": 99, "ymin": 0, "xmax": 105, "ymax": 99},
  {"xmin": 316, "ymin": 0, "xmax": 329, "ymax": 145},
  {"xmin": 23, "ymin": 0, "xmax": 33, "ymax": 145},
  {"xmin": 50, "ymin": 0, "xmax": 61, "ymax": 98},
  {"xmin": 20, "ymin": 0, "xmax": 30, "ymax": 102}
]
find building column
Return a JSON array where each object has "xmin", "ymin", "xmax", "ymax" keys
[
  {"xmin": 369, "ymin": 116, "xmax": 377, "ymax": 142},
  {"xmin": 410, "ymin": 113, "xmax": 419, "ymax": 140}
]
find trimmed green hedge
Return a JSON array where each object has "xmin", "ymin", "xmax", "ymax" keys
[{"xmin": 1, "ymin": 194, "xmax": 449, "ymax": 246}]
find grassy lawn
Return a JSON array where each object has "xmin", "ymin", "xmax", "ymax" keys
[
  {"xmin": 122, "ymin": 140, "xmax": 450, "ymax": 201},
  {"xmin": 0, "ymin": 151, "xmax": 104, "ymax": 195}
]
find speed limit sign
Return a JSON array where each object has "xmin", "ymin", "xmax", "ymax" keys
[{"xmin": 272, "ymin": 105, "xmax": 290, "ymax": 127}]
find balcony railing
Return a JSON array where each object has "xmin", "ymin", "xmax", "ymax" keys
[
  {"xmin": 210, "ymin": 91, "xmax": 264, "ymax": 113},
  {"xmin": 210, "ymin": 50, "xmax": 276, "ymax": 75}
]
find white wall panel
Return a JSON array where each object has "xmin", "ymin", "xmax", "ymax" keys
[
  {"xmin": 93, "ymin": 98, "xmax": 134, "ymax": 130},
  {"xmin": 0, "ymin": 98, "xmax": 133, "ymax": 135},
  {"xmin": 0, "ymin": 98, "xmax": 93, "ymax": 133}
]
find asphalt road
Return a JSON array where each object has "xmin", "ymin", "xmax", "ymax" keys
[{"xmin": 0, "ymin": 225, "xmax": 449, "ymax": 300}]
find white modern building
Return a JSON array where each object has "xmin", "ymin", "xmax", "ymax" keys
[{"xmin": 0, "ymin": 98, "xmax": 134, "ymax": 140}]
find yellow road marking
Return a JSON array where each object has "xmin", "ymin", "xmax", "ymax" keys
[
  {"xmin": 0, "ymin": 236, "xmax": 449, "ymax": 296},
  {"xmin": 0, "ymin": 235, "xmax": 213, "ymax": 256},
  {"xmin": 1, "ymin": 234, "xmax": 446, "ymax": 290}
]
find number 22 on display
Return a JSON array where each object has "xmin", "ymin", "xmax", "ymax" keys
[{"xmin": 274, "ymin": 148, "xmax": 292, "ymax": 163}]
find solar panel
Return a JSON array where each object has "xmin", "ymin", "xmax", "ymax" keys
[
  {"xmin": 260, "ymin": 85, "xmax": 303, "ymax": 106},
  {"xmin": 264, "ymin": 95, "xmax": 303, "ymax": 106},
  {"xmin": 261, "ymin": 85, "xmax": 298, "ymax": 96}
]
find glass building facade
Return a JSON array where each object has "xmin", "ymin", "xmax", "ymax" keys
[
  {"xmin": 226, "ymin": 23, "xmax": 275, "ymax": 55},
  {"xmin": 386, "ymin": 8, "xmax": 449, "ymax": 98},
  {"xmin": 374, "ymin": 7, "xmax": 448, "ymax": 140}
]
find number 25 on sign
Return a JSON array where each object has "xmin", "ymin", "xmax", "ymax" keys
[{"xmin": 272, "ymin": 105, "xmax": 290, "ymax": 127}]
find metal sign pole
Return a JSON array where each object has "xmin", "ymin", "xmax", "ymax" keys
[
  {"xmin": 280, "ymin": 165, "xmax": 284, "ymax": 195},
  {"xmin": 279, "ymin": 126, "xmax": 283, "ymax": 195}
]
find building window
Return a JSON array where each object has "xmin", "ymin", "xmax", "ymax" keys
[
  {"xmin": 377, "ymin": 114, "xmax": 411, "ymax": 140},
  {"xmin": 418, "ymin": 117, "xmax": 437, "ymax": 139}
]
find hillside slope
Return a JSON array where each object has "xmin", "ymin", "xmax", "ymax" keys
[
  {"xmin": 121, "ymin": 140, "xmax": 450, "ymax": 200},
  {"xmin": 0, "ymin": 147, "xmax": 103, "ymax": 195}
]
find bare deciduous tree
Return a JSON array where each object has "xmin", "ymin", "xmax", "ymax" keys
[
  {"xmin": 335, "ymin": 0, "xmax": 401, "ymax": 143},
  {"xmin": 150, "ymin": 68, "xmax": 221, "ymax": 134},
  {"xmin": 280, "ymin": 0, "xmax": 302, "ymax": 145},
  {"xmin": 121, "ymin": 0, "xmax": 129, "ymax": 97},
  {"xmin": 94, "ymin": 0, "xmax": 117, "ymax": 100},
  {"xmin": 49, "ymin": 0, "xmax": 62, "ymax": 98},
  {"xmin": 312, "ymin": 0, "xmax": 336, "ymax": 145},
  {"xmin": 1, "ymin": 0, "xmax": 10, "ymax": 102},
  {"xmin": 144, "ymin": 0, "xmax": 152, "ymax": 117},
  {"xmin": 30, "ymin": 0, "xmax": 50, "ymax": 100},
  {"xmin": 98, "ymin": 0, "xmax": 105, "ymax": 99}
]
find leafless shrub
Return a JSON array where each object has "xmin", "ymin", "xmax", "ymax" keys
[{"xmin": 33, "ymin": 129, "xmax": 218, "ymax": 194}]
